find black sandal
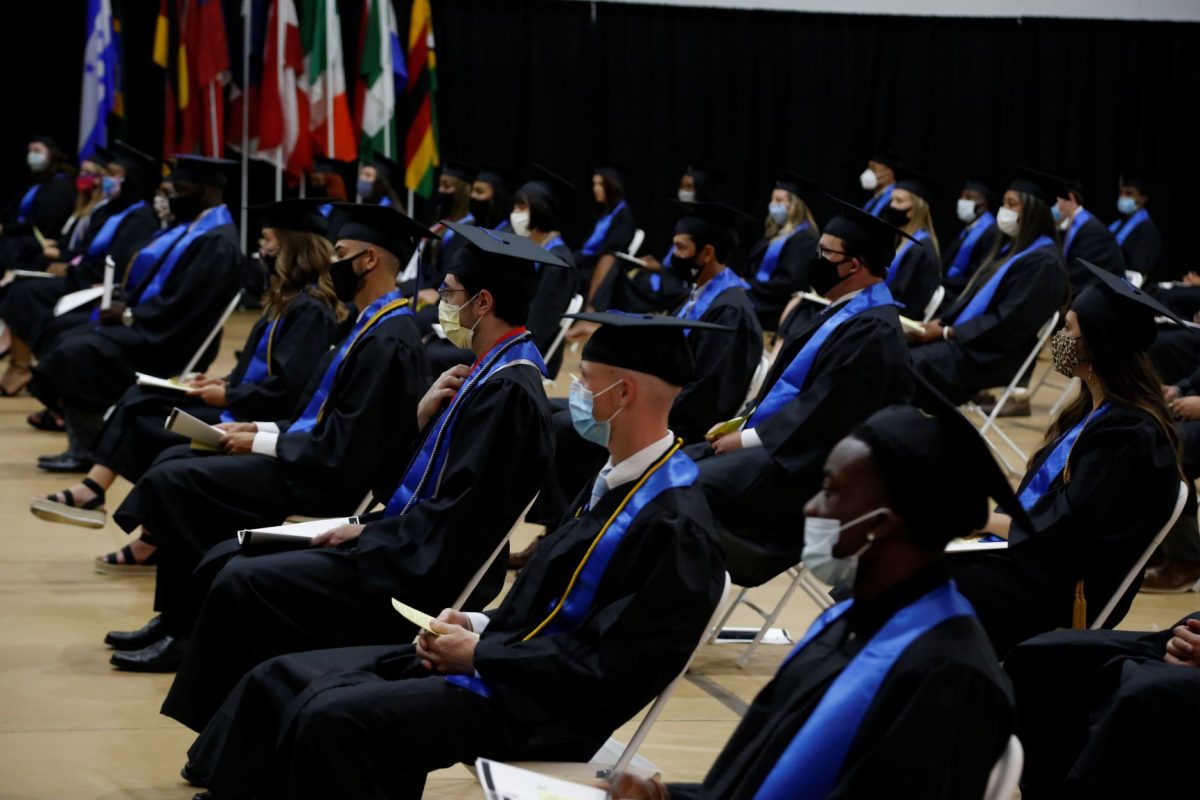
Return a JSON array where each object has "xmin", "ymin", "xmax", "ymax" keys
[
  {"xmin": 95, "ymin": 536, "xmax": 159, "ymax": 575},
  {"xmin": 27, "ymin": 408, "xmax": 66, "ymax": 432},
  {"xmin": 29, "ymin": 477, "xmax": 108, "ymax": 529}
]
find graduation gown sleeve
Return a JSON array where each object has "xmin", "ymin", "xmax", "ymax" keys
[
  {"xmin": 1120, "ymin": 217, "xmax": 1163, "ymax": 279},
  {"xmin": 1064, "ymin": 217, "xmax": 1125, "ymax": 290},
  {"xmin": 3, "ymin": 174, "xmax": 75, "ymax": 237},
  {"xmin": 525, "ymin": 243, "xmax": 577, "ymax": 368},
  {"xmin": 747, "ymin": 228, "xmax": 818, "ymax": 324},
  {"xmin": 599, "ymin": 204, "xmax": 637, "ymax": 255},
  {"xmin": 887, "ymin": 238, "xmax": 940, "ymax": 317}
]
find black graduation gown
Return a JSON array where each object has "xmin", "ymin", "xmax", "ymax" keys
[
  {"xmin": 669, "ymin": 566, "xmax": 1012, "ymax": 800},
  {"xmin": 89, "ymin": 294, "xmax": 338, "ymax": 483},
  {"xmin": 1063, "ymin": 215, "xmax": 1125, "ymax": 292},
  {"xmin": 30, "ymin": 219, "xmax": 242, "ymax": 413},
  {"xmin": 0, "ymin": 173, "xmax": 75, "ymax": 267},
  {"xmin": 525, "ymin": 241, "xmax": 577, "ymax": 378},
  {"xmin": 692, "ymin": 301, "xmax": 914, "ymax": 586},
  {"xmin": 182, "ymin": 468, "xmax": 726, "ymax": 800},
  {"xmin": 160, "ymin": 355, "xmax": 553, "ymax": 731},
  {"xmin": 573, "ymin": 203, "xmax": 637, "ymax": 293},
  {"xmin": 939, "ymin": 220, "xmax": 999, "ymax": 303},
  {"xmin": 911, "ymin": 246, "xmax": 1067, "ymax": 405},
  {"xmin": 1005, "ymin": 614, "xmax": 1200, "ymax": 799},
  {"xmin": 1111, "ymin": 214, "xmax": 1163, "ymax": 279},
  {"xmin": 745, "ymin": 226, "xmax": 818, "ymax": 331},
  {"xmin": 950, "ymin": 403, "xmax": 1179, "ymax": 657},
  {"xmin": 111, "ymin": 312, "xmax": 427, "ymax": 638},
  {"xmin": 887, "ymin": 237, "xmax": 940, "ymax": 319}
]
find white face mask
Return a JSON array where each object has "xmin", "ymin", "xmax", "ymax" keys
[
  {"xmin": 27, "ymin": 150, "xmax": 48, "ymax": 172},
  {"xmin": 509, "ymin": 210, "xmax": 531, "ymax": 237},
  {"xmin": 802, "ymin": 507, "xmax": 888, "ymax": 586},
  {"xmin": 768, "ymin": 202, "xmax": 789, "ymax": 225},
  {"xmin": 956, "ymin": 198, "xmax": 979, "ymax": 224},
  {"xmin": 438, "ymin": 293, "xmax": 482, "ymax": 349},
  {"xmin": 996, "ymin": 206, "xmax": 1020, "ymax": 237},
  {"xmin": 859, "ymin": 168, "xmax": 879, "ymax": 192},
  {"xmin": 677, "ymin": 189, "xmax": 697, "ymax": 203}
]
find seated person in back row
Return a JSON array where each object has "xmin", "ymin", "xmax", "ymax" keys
[
  {"xmin": 613, "ymin": 386, "xmax": 1022, "ymax": 800},
  {"xmin": 179, "ymin": 313, "xmax": 727, "ymax": 800}
]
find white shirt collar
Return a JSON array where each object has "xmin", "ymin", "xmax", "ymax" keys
[
  {"xmin": 597, "ymin": 431, "xmax": 676, "ymax": 493},
  {"xmin": 827, "ymin": 287, "xmax": 864, "ymax": 310}
]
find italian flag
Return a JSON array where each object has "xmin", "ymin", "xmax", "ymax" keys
[
  {"xmin": 404, "ymin": 0, "xmax": 439, "ymax": 198},
  {"xmin": 301, "ymin": 0, "xmax": 356, "ymax": 162},
  {"xmin": 356, "ymin": 0, "xmax": 404, "ymax": 162}
]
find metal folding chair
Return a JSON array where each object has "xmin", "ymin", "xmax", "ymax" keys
[{"xmin": 709, "ymin": 565, "xmax": 834, "ymax": 669}]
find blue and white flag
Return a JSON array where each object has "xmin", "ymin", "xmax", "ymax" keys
[{"xmin": 79, "ymin": 0, "xmax": 117, "ymax": 159}]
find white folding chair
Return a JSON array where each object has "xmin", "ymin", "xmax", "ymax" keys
[
  {"xmin": 1124, "ymin": 270, "xmax": 1146, "ymax": 289},
  {"xmin": 1091, "ymin": 480, "xmax": 1189, "ymax": 629},
  {"xmin": 922, "ymin": 284, "xmax": 946, "ymax": 323},
  {"xmin": 540, "ymin": 294, "xmax": 584, "ymax": 379},
  {"xmin": 983, "ymin": 735, "xmax": 1023, "ymax": 800},
  {"xmin": 181, "ymin": 290, "xmax": 244, "ymax": 377},
  {"xmin": 963, "ymin": 310, "xmax": 1060, "ymax": 476},
  {"xmin": 449, "ymin": 493, "xmax": 538, "ymax": 611},
  {"xmin": 627, "ymin": 228, "xmax": 646, "ymax": 257},
  {"xmin": 709, "ymin": 565, "xmax": 834, "ymax": 669},
  {"xmin": 740, "ymin": 351, "xmax": 773, "ymax": 410},
  {"xmin": 283, "ymin": 491, "xmax": 377, "ymax": 525}
]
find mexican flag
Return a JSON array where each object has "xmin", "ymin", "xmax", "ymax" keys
[
  {"xmin": 301, "ymin": 0, "xmax": 356, "ymax": 162},
  {"xmin": 356, "ymin": 0, "xmax": 405, "ymax": 162},
  {"xmin": 404, "ymin": 0, "xmax": 439, "ymax": 198}
]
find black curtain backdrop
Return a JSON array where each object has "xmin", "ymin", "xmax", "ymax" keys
[{"xmin": 3, "ymin": 1, "xmax": 1197, "ymax": 273}]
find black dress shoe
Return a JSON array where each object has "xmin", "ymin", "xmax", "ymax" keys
[
  {"xmin": 110, "ymin": 635, "xmax": 188, "ymax": 672},
  {"xmin": 193, "ymin": 793, "xmax": 213, "ymax": 800},
  {"xmin": 105, "ymin": 615, "xmax": 167, "ymax": 651},
  {"xmin": 181, "ymin": 762, "xmax": 203, "ymax": 787},
  {"xmin": 38, "ymin": 453, "xmax": 94, "ymax": 473}
]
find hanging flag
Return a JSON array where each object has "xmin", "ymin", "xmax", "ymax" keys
[
  {"xmin": 259, "ymin": 0, "xmax": 311, "ymax": 179},
  {"xmin": 110, "ymin": 5, "xmax": 127, "ymax": 142},
  {"xmin": 404, "ymin": 0, "xmax": 439, "ymax": 198},
  {"xmin": 179, "ymin": 0, "xmax": 231, "ymax": 157},
  {"xmin": 227, "ymin": 0, "xmax": 270, "ymax": 157},
  {"xmin": 301, "ymin": 0, "xmax": 357, "ymax": 162},
  {"xmin": 153, "ymin": 0, "xmax": 177, "ymax": 167},
  {"xmin": 79, "ymin": 0, "xmax": 118, "ymax": 159},
  {"xmin": 356, "ymin": 0, "xmax": 405, "ymax": 162}
]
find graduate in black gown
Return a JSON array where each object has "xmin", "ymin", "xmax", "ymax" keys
[
  {"xmin": 950, "ymin": 263, "xmax": 1185, "ymax": 657},
  {"xmin": 147, "ymin": 225, "xmax": 561, "ymax": 711},
  {"xmin": 28, "ymin": 200, "xmax": 343, "ymax": 530},
  {"xmin": 354, "ymin": 153, "xmax": 403, "ymax": 207},
  {"xmin": 857, "ymin": 149, "xmax": 902, "ymax": 217},
  {"xmin": 178, "ymin": 312, "xmax": 726, "ymax": 800},
  {"xmin": 0, "ymin": 135, "xmax": 76, "ymax": 268},
  {"xmin": 745, "ymin": 173, "xmax": 821, "ymax": 331},
  {"xmin": 690, "ymin": 198, "xmax": 914, "ymax": 586},
  {"xmin": 908, "ymin": 167, "xmax": 1069, "ymax": 405},
  {"xmin": 576, "ymin": 164, "xmax": 638, "ymax": 310},
  {"xmin": 878, "ymin": 167, "xmax": 940, "ymax": 317},
  {"xmin": 612, "ymin": 389, "xmax": 1021, "ymax": 800},
  {"xmin": 28, "ymin": 156, "xmax": 243, "ymax": 470},
  {"xmin": 1054, "ymin": 170, "xmax": 1125, "ymax": 292},
  {"xmin": 407, "ymin": 160, "xmax": 477, "ymax": 333},
  {"xmin": 101, "ymin": 204, "xmax": 431, "ymax": 668},
  {"xmin": 469, "ymin": 162, "xmax": 519, "ymax": 231},
  {"xmin": 1108, "ymin": 174, "xmax": 1163, "ymax": 278},
  {"xmin": 940, "ymin": 174, "xmax": 1000, "ymax": 306},
  {"xmin": 1006, "ymin": 613, "xmax": 1200, "ymax": 799}
]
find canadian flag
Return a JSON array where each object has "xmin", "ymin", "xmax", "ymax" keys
[{"xmin": 258, "ymin": 0, "xmax": 310, "ymax": 179}]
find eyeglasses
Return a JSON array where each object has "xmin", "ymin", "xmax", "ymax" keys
[
  {"xmin": 437, "ymin": 285, "xmax": 469, "ymax": 303},
  {"xmin": 816, "ymin": 244, "xmax": 851, "ymax": 260}
]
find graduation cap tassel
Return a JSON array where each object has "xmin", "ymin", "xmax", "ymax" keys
[{"xmin": 1072, "ymin": 579, "xmax": 1088, "ymax": 629}]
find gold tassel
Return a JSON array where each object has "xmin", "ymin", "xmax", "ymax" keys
[{"xmin": 1072, "ymin": 579, "xmax": 1087, "ymax": 629}]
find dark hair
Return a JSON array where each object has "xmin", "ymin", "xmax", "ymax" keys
[
  {"xmin": 1031, "ymin": 311, "xmax": 1181, "ymax": 474},
  {"xmin": 517, "ymin": 189, "xmax": 560, "ymax": 233},
  {"xmin": 694, "ymin": 229, "xmax": 736, "ymax": 263},
  {"xmin": 459, "ymin": 275, "xmax": 530, "ymax": 327},
  {"xmin": 596, "ymin": 172, "xmax": 624, "ymax": 214},
  {"xmin": 963, "ymin": 192, "xmax": 1068, "ymax": 308}
]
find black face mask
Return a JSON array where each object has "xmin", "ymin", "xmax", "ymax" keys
[
  {"xmin": 468, "ymin": 197, "xmax": 491, "ymax": 224},
  {"xmin": 671, "ymin": 253, "xmax": 702, "ymax": 283},
  {"xmin": 259, "ymin": 252, "xmax": 277, "ymax": 271},
  {"xmin": 437, "ymin": 190, "xmax": 455, "ymax": 216},
  {"xmin": 168, "ymin": 194, "xmax": 205, "ymax": 223},
  {"xmin": 881, "ymin": 205, "xmax": 911, "ymax": 228},
  {"xmin": 328, "ymin": 251, "xmax": 366, "ymax": 302},
  {"xmin": 808, "ymin": 255, "xmax": 847, "ymax": 297}
]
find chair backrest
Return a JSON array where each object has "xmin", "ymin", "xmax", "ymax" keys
[
  {"xmin": 450, "ymin": 493, "xmax": 539, "ymax": 611},
  {"xmin": 540, "ymin": 293, "xmax": 585, "ymax": 367},
  {"xmin": 1090, "ymin": 480, "xmax": 1189, "ymax": 630},
  {"xmin": 983, "ymin": 735, "xmax": 1023, "ymax": 800},
  {"xmin": 922, "ymin": 285, "xmax": 946, "ymax": 323},
  {"xmin": 740, "ymin": 351, "xmax": 774, "ymax": 410},
  {"xmin": 607, "ymin": 572, "xmax": 732, "ymax": 775},
  {"xmin": 182, "ymin": 289, "xmax": 244, "ymax": 376},
  {"xmin": 1124, "ymin": 270, "xmax": 1146, "ymax": 289},
  {"xmin": 628, "ymin": 228, "xmax": 646, "ymax": 257}
]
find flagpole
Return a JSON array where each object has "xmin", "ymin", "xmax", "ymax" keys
[
  {"xmin": 382, "ymin": 0, "xmax": 392, "ymax": 160},
  {"xmin": 240, "ymin": 0, "xmax": 251, "ymax": 253},
  {"xmin": 208, "ymin": 84, "xmax": 219, "ymax": 158},
  {"xmin": 275, "ymin": 0, "xmax": 284, "ymax": 202},
  {"xmin": 325, "ymin": 0, "xmax": 334, "ymax": 157}
]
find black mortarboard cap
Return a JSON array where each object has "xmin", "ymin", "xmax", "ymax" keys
[
  {"xmin": 857, "ymin": 366, "xmax": 1036, "ymax": 547},
  {"xmin": 475, "ymin": 162, "xmax": 522, "ymax": 192},
  {"xmin": 518, "ymin": 164, "xmax": 576, "ymax": 226},
  {"xmin": 869, "ymin": 149, "xmax": 906, "ymax": 170},
  {"xmin": 567, "ymin": 311, "xmax": 732, "ymax": 387},
  {"xmin": 684, "ymin": 162, "xmax": 726, "ymax": 200},
  {"xmin": 822, "ymin": 196, "xmax": 918, "ymax": 274},
  {"xmin": 672, "ymin": 201, "xmax": 757, "ymax": 252},
  {"xmin": 110, "ymin": 141, "xmax": 158, "ymax": 184},
  {"xmin": 1008, "ymin": 165, "xmax": 1063, "ymax": 205},
  {"xmin": 328, "ymin": 202, "xmax": 433, "ymax": 264},
  {"xmin": 963, "ymin": 172, "xmax": 1000, "ymax": 209},
  {"xmin": 444, "ymin": 221, "xmax": 571, "ymax": 299},
  {"xmin": 893, "ymin": 165, "xmax": 938, "ymax": 205},
  {"xmin": 371, "ymin": 153, "xmax": 403, "ymax": 187},
  {"xmin": 1055, "ymin": 168, "xmax": 1088, "ymax": 200},
  {"xmin": 1072, "ymin": 260, "xmax": 1195, "ymax": 351},
  {"xmin": 441, "ymin": 159, "xmax": 478, "ymax": 183},
  {"xmin": 1117, "ymin": 174, "xmax": 1153, "ymax": 196},
  {"xmin": 168, "ymin": 155, "xmax": 238, "ymax": 189},
  {"xmin": 775, "ymin": 172, "xmax": 822, "ymax": 208},
  {"xmin": 90, "ymin": 145, "xmax": 113, "ymax": 167},
  {"xmin": 31, "ymin": 134, "xmax": 62, "ymax": 153},
  {"xmin": 252, "ymin": 199, "xmax": 329, "ymax": 236},
  {"xmin": 594, "ymin": 162, "xmax": 631, "ymax": 191}
]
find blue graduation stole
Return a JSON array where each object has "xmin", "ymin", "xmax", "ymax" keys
[
  {"xmin": 862, "ymin": 185, "xmax": 894, "ymax": 217},
  {"xmin": 441, "ymin": 212, "xmax": 475, "ymax": 247},
  {"xmin": 16, "ymin": 183, "xmax": 42, "ymax": 224},
  {"xmin": 946, "ymin": 211, "xmax": 995, "ymax": 279},
  {"xmin": 318, "ymin": 203, "xmax": 333, "ymax": 218},
  {"xmin": 136, "ymin": 205, "xmax": 234, "ymax": 305},
  {"xmin": 1017, "ymin": 402, "xmax": 1110, "ymax": 510},
  {"xmin": 289, "ymin": 290, "xmax": 412, "ymax": 433},
  {"xmin": 1062, "ymin": 208, "xmax": 1093, "ymax": 257},
  {"xmin": 885, "ymin": 229, "xmax": 930, "ymax": 286},
  {"xmin": 447, "ymin": 442, "xmax": 698, "ymax": 699},
  {"xmin": 383, "ymin": 331, "xmax": 546, "ymax": 517},
  {"xmin": 1108, "ymin": 208, "xmax": 1149, "ymax": 246},
  {"xmin": 85, "ymin": 201, "xmax": 147, "ymax": 259},
  {"xmin": 534, "ymin": 235, "xmax": 565, "ymax": 273},
  {"xmin": 755, "ymin": 223, "xmax": 809, "ymax": 283},
  {"xmin": 581, "ymin": 200, "xmax": 627, "ymax": 256},
  {"xmin": 951, "ymin": 235, "xmax": 1054, "ymax": 326},
  {"xmin": 492, "ymin": 218, "xmax": 511, "ymax": 233},
  {"xmin": 751, "ymin": 581, "xmax": 976, "ymax": 800},
  {"xmin": 379, "ymin": 195, "xmax": 393, "ymax": 207},
  {"xmin": 218, "ymin": 316, "xmax": 282, "ymax": 423},
  {"xmin": 748, "ymin": 282, "xmax": 898, "ymax": 427},
  {"xmin": 125, "ymin": 224, "xmax": 189, "ymax": 297},
  {"xmin": 676, "ymin": 267, "xmax": 748, "ymax": 324}
]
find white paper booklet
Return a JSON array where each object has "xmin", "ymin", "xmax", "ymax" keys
[
  {"xmin": 476, "ymin": 758, "xmax": 607, "ymax": 800},
  {"xmin": 237, "ymin": 517, "xmax": 354, "ymax": 547}
]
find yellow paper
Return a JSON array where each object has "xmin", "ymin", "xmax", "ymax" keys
[
  {"xmin": 391, "ymin": 598, "xmax": 441, "ymax": 636},
  {"xmin": 898, "ymin": 315, "xmax": 925, "ymax": 334},
  {"xmin": 706, "ymin": 415, "xmax": 747, "ymax": 438},
  {"xmin": 32, "ymin": 227, "xmax": 46, "ymax": 248}
]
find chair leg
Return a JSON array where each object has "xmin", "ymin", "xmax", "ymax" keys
[
  {"xmin": 707, "ymin": 586, "xmax": 748, "ymax": 644},
  {"xmin": 737, "ymin": 570, "xmax": 804, "ymax": 669}
]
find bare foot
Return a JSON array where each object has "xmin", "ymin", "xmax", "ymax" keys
[{"xmin": 0, "ymin": 363, "xmax": 32, "ymax": 396}]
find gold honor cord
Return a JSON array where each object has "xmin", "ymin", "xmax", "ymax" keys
[
  {"xmin": 315, "ymin": 297, "xmax": 410, "ymax": 423},
  {"xmin": 522, "ymin": 438, "xmax": 684, "ymax": 641}
]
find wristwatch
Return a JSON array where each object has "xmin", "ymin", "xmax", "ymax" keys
[{"xmin": 121, "ymin": 307, "xmax": 134, "ymax": 326}]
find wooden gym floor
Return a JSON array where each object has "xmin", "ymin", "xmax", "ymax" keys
[{"xmin": 0, "ymin": 309, "xmax": 1194, "ymax": 798}]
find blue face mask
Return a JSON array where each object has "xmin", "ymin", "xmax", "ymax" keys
[
  {"xmin": 356, "ymin": 178, "xmax": 375, "ymax": 198},
  {"xmin": 1117, "ymin": 196, "xmax": 1138, "ymax": 216},
  {"xmin": 1051, "ymin": 204, "xmax": 1062, "ymax": 222},
  {"xmin": 101, "ymin": 175, "xmax": 122, "ymax": 198},
  {"xmin": 568, "ymin": 376, "xmax": 623, "ymax": 447},
  {"xmin": 768, "ymin": 202, "xmax": 789, "ymax": 225}
]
